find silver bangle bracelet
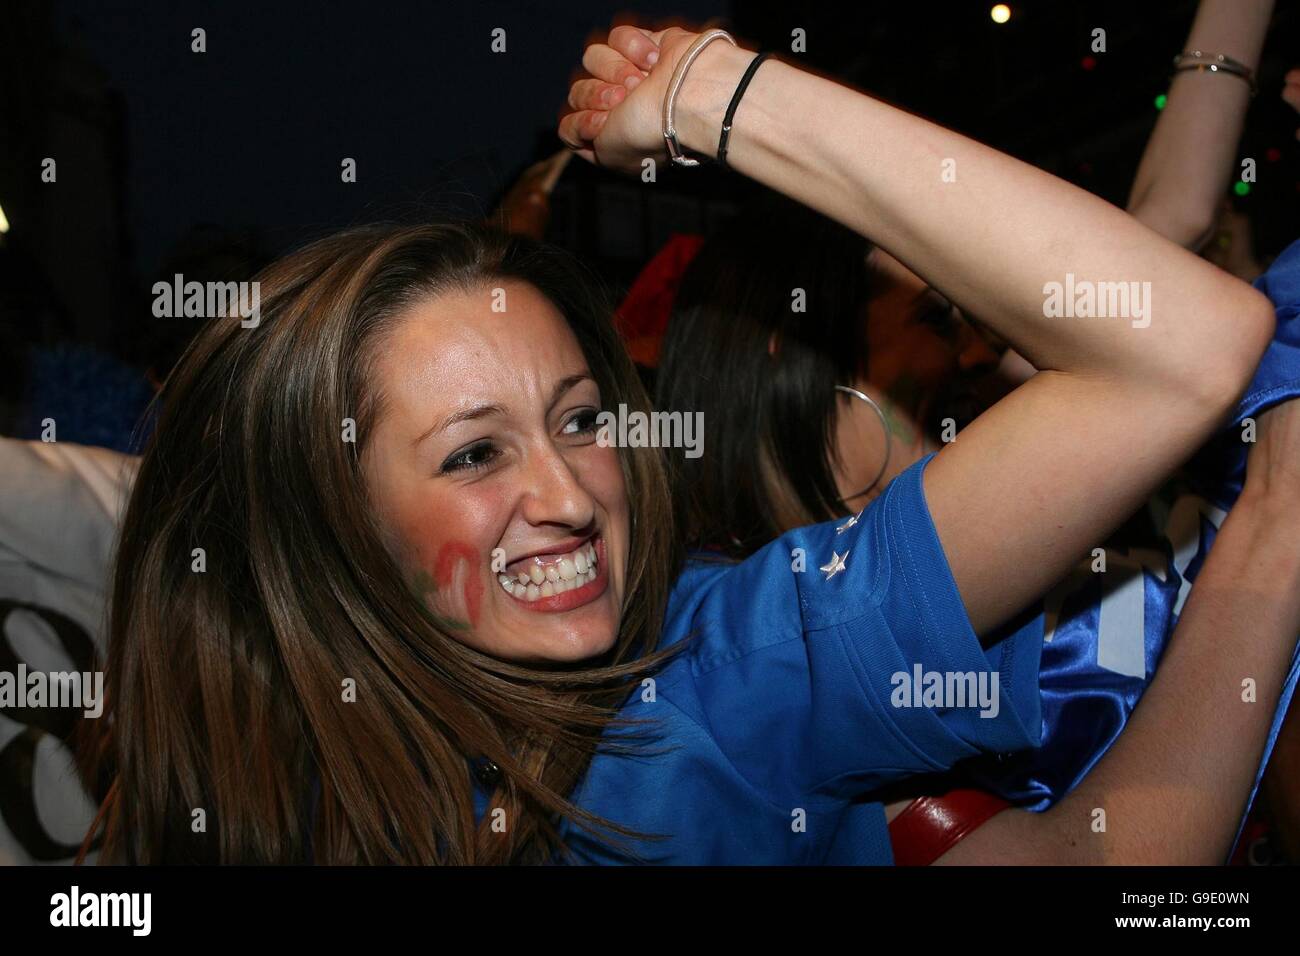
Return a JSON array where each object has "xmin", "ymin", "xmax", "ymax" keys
[
  {"xmin": 662, "ymin": 29, "xmax": 737, "ymax": 167},
  {"xmin": 1172, "ymin": 49, "xmax": 1257, "ymax": 96}
]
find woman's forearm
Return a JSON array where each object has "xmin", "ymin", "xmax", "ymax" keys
[
  {"xmin": 675, "ymin": 44, "xmax": 1271, "ymax": 391},
  {"xmin": 1128, "ymin": 0, "xmax": 1273, "ymax": 248},
  {"xmin": 943, "ymin": 490, "xmax": 1300, "ymax": 864},
  {"xmin": 1051, "ymin": 491, "xmax": 1300, "ymax": 863}
]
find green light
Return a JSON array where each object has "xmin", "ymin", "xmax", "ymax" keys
[
  {"xmin": 1154, "ymin": 93, "xmax": 1167, "ymax": 110},
  {"xmin": 1234, "ymin": 181, "xmax": 1251, "ymax": 196}
]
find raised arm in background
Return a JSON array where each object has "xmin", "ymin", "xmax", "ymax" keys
[{"xmin": 1126, "ymin": 0, "xmax": 1274, "ymax": 249}]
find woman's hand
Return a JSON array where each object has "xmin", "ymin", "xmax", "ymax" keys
[{"xmin": 558, "ymin": 25, "xmax": 709, "ymax": 173}]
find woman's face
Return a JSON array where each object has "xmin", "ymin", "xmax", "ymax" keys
[
  {"xmin": 832, "ymin": 249, "xmax": 1002, "ymax": 509},
  {"xmin": 362, "ymin": 280, "xmax": 629, "ymax": 664}
]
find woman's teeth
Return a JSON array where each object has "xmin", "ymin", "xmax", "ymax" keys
[{"xmin": 499, "ymin": 541, "xmax": 598, "ymax": 601}]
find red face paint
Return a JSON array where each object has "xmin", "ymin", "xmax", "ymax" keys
[{"xmin": 433, "ymin": 541, "xmax": 482, "ymax": 628}]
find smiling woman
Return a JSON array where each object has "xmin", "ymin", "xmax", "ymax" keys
[{"xmin": 81, "ymin": 222, "xmax": 684, "ymax": 864}]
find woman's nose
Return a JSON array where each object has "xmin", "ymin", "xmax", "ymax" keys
[
  {"xmin": 958, "ymin": 320, "xmax": 1002, "ymax": 376},
  {"xmin": 518, "ymin": 444, "xmax": 597, "ymax": 530}
]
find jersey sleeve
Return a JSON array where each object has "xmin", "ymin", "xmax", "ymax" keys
[{"xmin": 666, "ymin": 452, "xmax": 1043, "ymax": 810}]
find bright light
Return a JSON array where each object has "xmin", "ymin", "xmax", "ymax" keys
[
  {"xmin": 0, "ymin": 204, "xmax": 8, "ymax": 234},
  {"xmin": 991, "ymin": 4, "xmax": 1011, "ymax": 24}
]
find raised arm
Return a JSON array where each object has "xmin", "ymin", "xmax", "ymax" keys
[
  {"xmin": 1127, "ymin": 0, "xmax": 1274, "ymax": 248},
  {"xmin": 560, "ymin": 26, "xmax": 1274, "ymax": 636}
]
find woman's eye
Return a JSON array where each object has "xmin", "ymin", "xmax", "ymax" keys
[
  {"xmin": 916, "ymin": 304, "xmax": 958, "ymax": 339},
  {"xmin": 440, "ymin": 442, "xmax": 499, "ymax": 474},
  {"xmin": 562, "ymin": 409, "xmax": 601, "ymax": 436}
]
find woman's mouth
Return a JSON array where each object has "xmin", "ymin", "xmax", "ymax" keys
[{"xmin": 497, "ymin": 534, "xmax": 608, "ymax": 613}]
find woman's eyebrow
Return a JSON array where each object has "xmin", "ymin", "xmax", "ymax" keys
[
  {"xmin": 548, "ymin": 372, "xmax": 594, "ymax": 411},
  {"xmin": 912, "ymin": 285, "xmax": 951, "ymax": 309},
  {"xmin": 412, "ymin": 403, "xmax": 505, "ymax": 447},
  {"xmin": 411, "ymin": 373, "xmax": 593, "ymax": 448}
]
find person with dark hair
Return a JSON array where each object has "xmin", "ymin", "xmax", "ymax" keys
[
  {"xmin": 659, "ymin": 192, "xmax": 999, "ymax": 558},
  {"xmin": 77, "ymin": 23, "xmax": 1300, "ymax": 865}
]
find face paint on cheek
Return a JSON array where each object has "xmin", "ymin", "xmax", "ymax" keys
[{"xmin": 433, "ymin": 541, "xmax": 482, "ymax": 629}]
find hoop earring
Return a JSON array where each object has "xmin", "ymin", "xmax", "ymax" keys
[{"xmin": 833, "ymin": 384, "xmax": 892, "ymax": 504}]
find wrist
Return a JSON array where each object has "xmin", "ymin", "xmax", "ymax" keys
[
  {"xmin": 1226, "ymin": 488, "xmax": 1300, "ymax": 572},
  {"xmin": 674, "ymin": 41, "xmax": 759, "ymax": 161}
]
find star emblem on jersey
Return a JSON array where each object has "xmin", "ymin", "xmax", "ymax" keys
[
  {"xmin": 820, "ymin": 549, "xmax": 849, "ymax": 580},
  {"xmin": 836, "ymin": 513, "xmax": 860, "ymax": 534}
]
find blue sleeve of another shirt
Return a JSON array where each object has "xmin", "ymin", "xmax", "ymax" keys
[
  {"xmin": 1187, "ymin": 237, "xmax": 1300, "ymax": 510},
  {"xmin": 665, "ymin": 452, "xmax": 1043, "ymax": 812}
]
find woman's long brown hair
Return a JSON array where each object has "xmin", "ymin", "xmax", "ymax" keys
[{"xmin": 78, "ymin": 222, "xmax": 683, "ymax": 864}]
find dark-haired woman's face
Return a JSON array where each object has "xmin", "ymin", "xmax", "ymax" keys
[
  {"xmin": 864, "ymin": 249, "xmax": 1001, "ymax": 424},
  {"xmin": 826, "ymin": 250, "xmax": 1004, "ymax": 511},
  {"xmin": 363, "ymin": 280, "xmax": 629, "ymax": 663}
]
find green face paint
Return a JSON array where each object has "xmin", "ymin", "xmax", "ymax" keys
[{"xmin": 410, "ymin": 567, "xmax": 470, "ymax": 633}]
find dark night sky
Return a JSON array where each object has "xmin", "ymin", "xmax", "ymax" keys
[{"xmin": 50, "ymin": 0, "xmax": 724, "ymax": 275}]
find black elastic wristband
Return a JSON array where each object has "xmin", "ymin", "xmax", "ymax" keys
[{"xmin": 717, "ymin": 52, "xmax": 772, "ymax": 169}]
